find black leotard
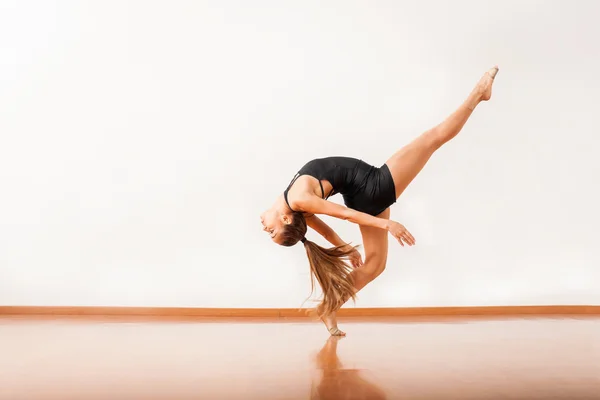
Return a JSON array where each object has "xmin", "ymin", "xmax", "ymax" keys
[{"xmin": 283, "ymin": 156, "xmax": 396, "ymax": 217}]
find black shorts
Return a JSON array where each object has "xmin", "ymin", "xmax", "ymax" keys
[{"xmin": 341, "ymin": 160, "xmax": 397, "ymax": 216}]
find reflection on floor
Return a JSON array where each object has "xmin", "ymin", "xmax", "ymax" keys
[
  {"xmin": 312, "ymin": 335, "xmax": 386, "ymax": 400},
  {"xmin": 0, "ymin": 315, "xmax": 599, "ymax": 399}
]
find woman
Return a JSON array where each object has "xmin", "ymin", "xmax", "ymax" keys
[{"xmin": 260, "ymin": 66, "xmax": 499, "ymax": 336}]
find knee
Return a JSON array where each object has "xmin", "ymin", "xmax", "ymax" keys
[
  {"xmin": 363, "ymin": 256, "xmax": 387, "ymax": 280},
  {"xmin": 372, "ymin": 260, "xmax": 387, "ymax": 278},
  {"xmin": 353, "ymin": 257, "xmax": 387, "ymax": 291},
  {"xmin": 417, "ymin": 127, "xmax": 446, "ymax": 150}
]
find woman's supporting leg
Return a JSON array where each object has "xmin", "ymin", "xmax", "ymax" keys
[
  {"xmin": 386, "ymin": 66, "xmax": 498, "ymax": 198},
  {"xmin": 353, "ymin": 208, "xmax": 391, "ymax": 291},
  {"xmin": 321, "ymin": 208, "xmax": 391, "ymax": 336}
]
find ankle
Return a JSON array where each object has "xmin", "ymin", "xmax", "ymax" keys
[{"xmin": 464, "ymin": 93, "xmax": 480, "ymax": 111}]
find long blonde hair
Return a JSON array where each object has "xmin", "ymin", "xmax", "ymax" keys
[
  {"xmin": 280, "ymin": 212, "xmax": 358, "ymax": 318},
  {"xmin": 303, "ymin": 240, "xmax": 358, "ymax": 317}
]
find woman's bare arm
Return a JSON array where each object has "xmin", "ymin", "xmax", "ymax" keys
[
  {"xmin": 305, "ymin": 214, "xmax": 354, "ymax": 250},
  {"xmin": 297, "ymin": 195, "xmax": 389, "ymax": 230},
  {"xmin": 296, "ymin": 194, "xmax": 415, "ymax": 246}
]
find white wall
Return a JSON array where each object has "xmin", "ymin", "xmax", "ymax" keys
[{"xmin": 1, "ymin": 0, "xmax": 599, "ymax": 308}]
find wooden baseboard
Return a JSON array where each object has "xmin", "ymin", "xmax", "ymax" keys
[{"xmin": 1, "ymin": 305, "xmax": 599, "ymax": 319}]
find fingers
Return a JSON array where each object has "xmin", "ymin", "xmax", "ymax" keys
[
  {"xmin": 400, "ymin": 226, "xmax": 415, "ymax": 246},
  {"xmin": 350, "ymin": 249, "xmax": 364, "ymax": 267},
  {"xmin": 348, "ymin": 254, "xmax": 363, "ymax": 268},
  {"xmin": 394, "ymin": 232, "xmax": 415, "ymax": 246},
  {"xmin": 402, "ymin": 232, "xmax": 415, "ymax": 246},
  {"xmin": 388, "ymin": 222, "xmax": 416, "ymax": 247},
  {"xmin": 404, "ymin": 230, "xmax": 415, "ymax": 245}
]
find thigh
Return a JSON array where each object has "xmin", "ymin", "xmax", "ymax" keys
[
  {"xmin": 385, "ymin": 130, "xmax": 438, "ymax": 199},
  {"xmin": 358, "ymin": 207, "xmax": 390, "ymax": 268}
]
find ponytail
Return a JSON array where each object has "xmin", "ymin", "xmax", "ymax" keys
[
  {"xmin": 278, "ymin": 211, "xmax": 358, "ymax": 317},
  {"xmin": 301, "ymin": 239, "xmax": 358, "ymax": 318}
]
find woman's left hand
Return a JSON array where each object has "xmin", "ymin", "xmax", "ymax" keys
[{"xmin": 348, "ymin": 248, "xmax": 363, "ymax": 268}]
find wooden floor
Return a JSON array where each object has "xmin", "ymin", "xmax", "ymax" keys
[{"xmin": 1, "ymin": 315, "xmax": 599, "ymax": 399}]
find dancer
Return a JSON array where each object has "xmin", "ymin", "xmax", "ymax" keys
[{"xmin": 260, "ymin": 66, "xmax": 499, "ymax": 335}]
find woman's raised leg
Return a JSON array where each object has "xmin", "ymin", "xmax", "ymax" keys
[
  {"xmin": 321, "ymin": 66, "xmax": 499, "ymax": 336},
  {"xmin": 386, "ymin": 66, "xmax": 499, "ymax": 198}
]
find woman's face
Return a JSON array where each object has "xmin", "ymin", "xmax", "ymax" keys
[{"xmin": 260, "ymin": 208, "xmax": 285, "ymax": 244}]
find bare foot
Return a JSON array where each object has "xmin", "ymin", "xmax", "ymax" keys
[
  {"xmin": 321, "ymin": 312, "xmax": 346, "ymax": 336},
  {"xmin": 479, "ymin": 65, "xmax": 499, "ymax": 101},
  {"xmin": 467, "ymin": 65, "xmax": 499, "ymax": 109}
]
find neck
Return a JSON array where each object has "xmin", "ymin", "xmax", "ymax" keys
[{"xmin": 276, "ymin": 193, "xmax": 293, "ymax": 216}]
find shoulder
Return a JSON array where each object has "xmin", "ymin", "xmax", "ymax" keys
[
  {"xmin": 294, "ymin": 192, "xmax": 336, "ymax": 216},
  {"xmin": 289, "ymin": 191, "xmax": 315, "ymax": 212},
  {"xmin": 296, "ymin": 194, "xmax": 351, "ymax": 220}
]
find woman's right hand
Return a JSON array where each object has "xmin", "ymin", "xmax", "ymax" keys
[
  {"xmin": 386, "ymin": 220, "xmax": 415, "ymax": 247},
  {"xmin": 348, "ymin": 247, "xmax": 364, "ymax": 268}
]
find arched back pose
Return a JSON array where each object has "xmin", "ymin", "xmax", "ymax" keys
[{"xmin": 260, "ymin": 66, "xmax": 499, "ymax": 336}]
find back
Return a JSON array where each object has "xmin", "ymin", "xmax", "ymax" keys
[{"xmin": 294, "ymin": 156, "xmax": 366, "ymax": 198}]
